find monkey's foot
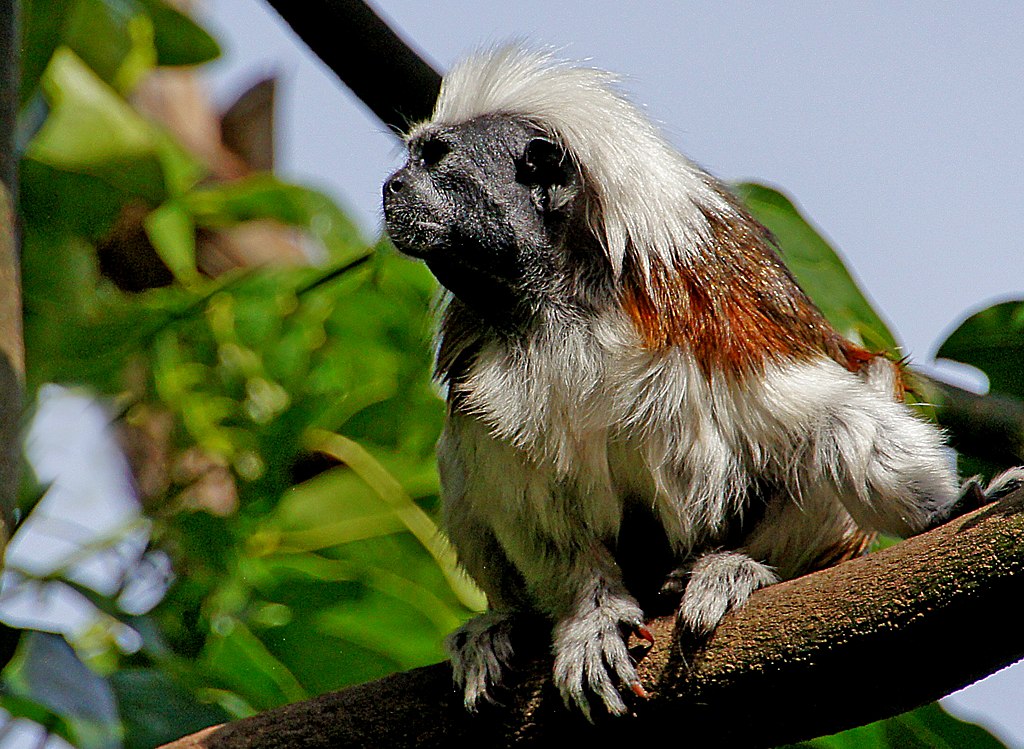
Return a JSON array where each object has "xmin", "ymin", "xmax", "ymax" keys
[
  {"xmin": 446, "ymin": 610, "xmax": 516, "ymax": 711},
  {"xmin": 675, "ymin": 551, "xmax": 778, "ymax": 638},
  {"xmin": 552, "ymin": 594, "xmax": 647, "ymax": 720},
  {"xmin": 982, "ymin": 467, "xmax": 1024, "ymax": 502}
]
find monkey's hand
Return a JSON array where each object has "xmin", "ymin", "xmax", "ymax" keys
[
  {"xmin": 922, "ymin": 466, "xmax": 1024, "ymax": 533},
  {"xmin": 669, "ymin": 551, "xmax": 779, "ymax": 638},
  {"xmin": 446, "ymin": 610, "xmax": 516, "ymax": 711},
  {"xmin": 552, "ymin": 589, "xmax": 649, "ymax": 720}
]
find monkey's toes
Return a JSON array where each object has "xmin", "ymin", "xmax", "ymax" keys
[
  {"xmin": 552, "ymin": 602, "xmax": 648, "ymax": 719},
  {"xmin": 446, "ymin": 611, "xmax": 516, "ymax": 710}
]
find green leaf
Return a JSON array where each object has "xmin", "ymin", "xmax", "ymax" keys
[
  {"xmin": 137, "ymin": 0, "xmax": 221, "ymax": 66},
  {"xmin": 180, "ymin": 175, "xmax": 366, "ymax": 263},
  {"xmin": 111, "ymin": 669, "xmax": 230, "ymax": 749},
  {"xmin": 308, "ymin": 430, "xmax": 486, "ymax": 613},
  {"xmin": 145, "ymin": 200, "xmax": 200, "ymax": 283},
  {"xmin": 887, "ymin": 703, "xmax": 1007, "ymax": 748},
  {"xmin": 793, "ymin": 720, "xmax": 888, "ymax": 748},
  {"xmin": 247, "ymin": 614, "xmax": 402, "ymax": 694},
  {"xmin": 202, "ymin": 617, "xmax": 308, "ymax": 711},
  {"xmin": 936, "ymin": 299, "xmax": 1024, "ymax": 398},
  {"xmin": 257, "ymin": 553, "xmax": 463, "ymax": 639},
  {"xmin": 735, "ymin": 183, "xmax": 898, "ymax": 353},
  {"xmin": 259, "ymin": 464, "xmax": 408, "ymax": 550},
  {"xmin": 31, "ymin": 45, "xmax": 158, "ymax": 160},
  {"xmin": 20, "ymin": 158, "xmax": 126, "ymax": 239},
  {"xmin": 19, "ymin": 0, "xmax": 75, "ymax": 106},
  {"xmin": 0, "ymin": 693, "xmax": 63, "ymax": 732},
  {"xmin": 64, "ymin": 0, "xmax": 157, "ymax": 92},
  {"xmin": 242, "ymin": 551, "xmax": 454, "ymax": 690},
  {"xmin": 27, "ymin": 47, "xmax": 166, "ymax": 201},
  {"xmin": 156, "ymin": 135, "xmax": 207, "ymax": 196},
  {"xmin": 21, "ymin": 0, "xmax": 218, "ymax": 104},
  {"xmin": 796, "ymin": 703, "xmax": 1007, "ymax": 749},
  {"xmin": 27, "ymin": 45, "xmax": 207, "ymax": 202},
  {"xmin": 21, "ymin": 229, "xmax": 108, "ymax": 391}
]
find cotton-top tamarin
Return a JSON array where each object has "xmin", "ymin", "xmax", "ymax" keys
[{"xmin": 382, "ymin": 46, "xmax": 1023, "ymax": 718}]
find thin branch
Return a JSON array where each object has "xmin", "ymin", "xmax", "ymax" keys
[
  {"xmin": 0, "ymin": 0, "xmax": 25, "ymax": 670},
  {"xmin": 0, "ymin": 0, "xmax": 23, "ymax": 525},
  {"xmin": 159, "ymin": 488, "xmax": 1024, "ymax": 748},
  {"xmin": 262, "ymin": 0, "xmax": 441, "ymax": 134}
]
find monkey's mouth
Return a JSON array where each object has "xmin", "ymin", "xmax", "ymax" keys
[
  {"xmin": 383, "ymin": 210, "xmax": 533, "ymax": 323},
  {"xmin": 384, "ymin": 218, "xmax": 448, "ymax": 259}
]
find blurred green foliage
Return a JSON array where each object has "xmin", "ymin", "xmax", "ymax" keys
[
  {"xmin": 8, "ymin": 1, "xmax": 480, "ymax": 746},
  {"xmin": 938, "ymin": 301, "xmax": 1024, "ymax": 399},
  {"xmin": 788, "ymin": 703, "xmax": 1008, "ymax": 749},
  {"xmin": 1, "ymin": 2, "xmax": 1020, "ymax": 747}
]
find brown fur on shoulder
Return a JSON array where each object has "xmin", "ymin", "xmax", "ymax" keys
[{"xmin": 621, "ymin": 204, "xmax": 879, "ymax": 379}]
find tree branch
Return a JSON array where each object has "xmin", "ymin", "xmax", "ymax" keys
[
  {"xmin": 0, "ymin": 0, "xmax": 23, "ymax": 543},
  {"xmin": 159, "ymin": 487, "xmax": 1024, "ymax": 748},
  {"xmin": 919, "ymin": 374, "xmax": 1024, "ymax": 465},
  {"xmin": 261, "ymin": 0, "xmax": 441, "ymax": 133},
  {"xmin": 0, "ymin": 0, "xmax": 25, "ymax": 672}
]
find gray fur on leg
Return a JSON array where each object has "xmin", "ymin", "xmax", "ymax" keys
[
  {"xmin": 677, "ymin": 551, "xmax": 779, "ymax": 637},
  {"xmin": 446, "ymin": 610, "xmax": 516, "ymax": 710},
  {"xmin": 551, "ymin": 580, "xmax": 645, "ymax": 720}
]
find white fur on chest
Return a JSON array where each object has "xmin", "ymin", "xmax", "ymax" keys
[
  {"xmin": 446, "ymin": 313, "xmax": 770, "ymax": 551},
  {"xmin": 442, "ymin": 310, "xmax": 952, "ymax": 560}
]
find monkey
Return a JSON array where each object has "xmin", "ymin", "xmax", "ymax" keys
[{"xmin": 381, "ymin": 45, "xmax": 1024, "ymax": 719}]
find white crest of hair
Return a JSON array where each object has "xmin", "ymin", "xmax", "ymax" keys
[{"xmin": 418, "ymin": 44, "xmax": 738, "ymax": 278}]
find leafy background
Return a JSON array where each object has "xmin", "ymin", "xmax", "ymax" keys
[{"xmin": 1, "ymin": 1, "xmax": 1022, "ymax": 747}]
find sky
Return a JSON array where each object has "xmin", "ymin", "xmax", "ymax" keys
[{"xmin": 197, "ymin": 1, "xmax": 1024, "ymax": 744}]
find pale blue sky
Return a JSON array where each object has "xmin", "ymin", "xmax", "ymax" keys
[{"xmin": 198, "ymin": 2, "xmax": 1024, "ymax": 743}]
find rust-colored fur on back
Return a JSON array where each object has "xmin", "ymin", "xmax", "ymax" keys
[{"xmin": 622, "ymin": 205, "xmax": 879, "ymax": 378}]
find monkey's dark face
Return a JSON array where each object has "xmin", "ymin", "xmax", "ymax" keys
[{"xmin": 383, "ymin": 116, "xmax": 584, "ymax": 328}]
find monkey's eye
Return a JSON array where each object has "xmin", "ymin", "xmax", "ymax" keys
[
  {"xmin": 518, "ymin": 137, "xmax": 567, "ymax": 187},
  {"xmin": 417, "ymin": 137, "xmax": 450, "ymax": 168}
]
